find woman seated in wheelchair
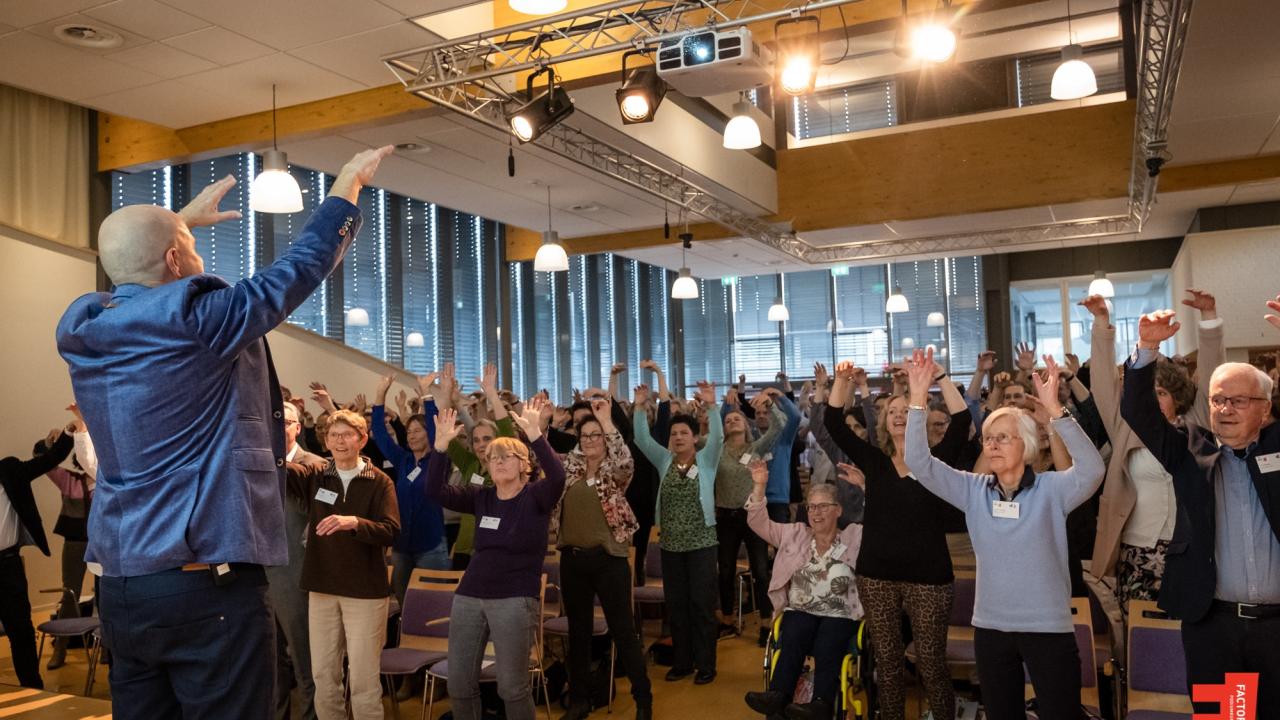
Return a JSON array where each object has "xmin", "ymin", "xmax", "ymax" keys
[{"xmin": 743, "ymin": 458, "xmax": 864, "ymax": 720}]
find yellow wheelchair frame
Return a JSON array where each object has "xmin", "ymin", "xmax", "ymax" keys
[{"xmin": 762, "ymin": 614, "xmax": 872, "ymax": 720}]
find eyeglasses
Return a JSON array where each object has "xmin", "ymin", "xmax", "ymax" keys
[
  {"xmin": 805, "ymin": 502, "xmax": 839, "ymax": 514},
  {"xmin": 982, "ymin": 433, "xmax": 1018, "ymax": 447},
  {"xmin": 326, "ymin": 430, "xmax": 360, "ymax": 441},
  {"xmin": 579, "ymin": 432, "xmax": 605, "ymax": 441},
  {"xmin": 1209, "ymin": 395, "xmax": 1268, "ymax": 410}
]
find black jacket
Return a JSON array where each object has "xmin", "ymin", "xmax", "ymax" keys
[
  {"xmin": 0, "ymin": 432, "xmax": 73, "ymax": 556},
  {"xmin": 1121, "ymin": 357, "xmax": 1280, "ymax": 622}
]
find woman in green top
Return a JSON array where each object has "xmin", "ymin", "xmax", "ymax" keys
[
  {"xmin": 633, "ymin": 380, "xmax": 723, "ymax": 685},
  {"xmin": 433, "ymin": 362, "xmax": 516, "ymax": 568},
  {"xmin": 716, "ymin": 390, "xmax": 786, "ymax": 640}
]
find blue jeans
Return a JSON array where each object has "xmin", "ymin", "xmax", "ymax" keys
[{"xmin": 390, "ymin": 540, "xmax": 451, "ymax": 606}]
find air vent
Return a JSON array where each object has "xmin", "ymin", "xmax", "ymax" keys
[{"xmin": 53, "ymin": 24, "xmax": 124, "ymax": 49}]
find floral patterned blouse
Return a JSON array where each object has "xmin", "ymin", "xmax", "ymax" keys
[
  {"xmin": 787, "ymin": 538, "xmax": 857, "ymax": 619},
  {"xmin": 550, "ymin": 430, "xmax": 639, "ymax": 546}
]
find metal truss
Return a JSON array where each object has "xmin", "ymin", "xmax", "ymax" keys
[{"xmin": 385, "ymin": 0, "xmax": 1195, "ymax": 264}]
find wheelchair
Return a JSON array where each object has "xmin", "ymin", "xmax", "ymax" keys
[{"xmin": 761, "ymin": 613, "xmax": 875, "ymax": 720}]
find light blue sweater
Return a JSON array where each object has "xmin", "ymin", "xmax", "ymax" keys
[
  {"xmin": 633, "ymin": 408, "xmax": 723, "ymax": 529},
  {"xmin": 904, "ymin": 408, "xmax": 1104, "ymax": 633}
]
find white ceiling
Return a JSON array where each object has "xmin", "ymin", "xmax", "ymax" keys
[{"xmin": 2, "ymin": 0, "xmax": 1278, "ymax": 276}]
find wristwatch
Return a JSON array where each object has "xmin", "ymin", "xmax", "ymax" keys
[
  {"xmin": 1057, "ymin": 407, "xmax": 1072, "ymax": 419},
  {"xmin": 908, "ymin": 404, "xmax": 927, "ymax": 411}
]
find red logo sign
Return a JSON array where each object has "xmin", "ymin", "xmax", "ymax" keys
[{"xmin": 1192, "ymin": 673, "xmax": 1258, "ymax": 720}]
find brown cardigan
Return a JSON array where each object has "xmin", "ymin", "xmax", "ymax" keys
[
  {"xmin": 1090, "ymin": 320, "xmax": 1221, "ymax": 578},
  {"xmin": 286, "ymin": 457, "xmax": 399, "ymax": 599}
]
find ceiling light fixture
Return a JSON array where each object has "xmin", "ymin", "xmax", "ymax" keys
[
  {"xmin": 927, "ymin": 311, "xmax": 946, "ymax": 327},
  {"xmin": 1088, "ymin": 270, "xmax": 1115, "ymax": 298},
  {"xmin": 671, "ymin": 231, "xmax": 699, "ymax": 299},
  {"xmin": 901, "ymin": 337, "xmax": 915, "ymax": 349},
  {"xmin": 886, "ymin": 286, "xmax": 909, "ymax": 313},
  {"xmin": 405, "ymin": 332, "xmax": 426, "ymax": 347},
  {"xmin": 508, "ymin": 0, "xmax": 567, "ymax": 17},
  {"xmin": 616, "ymin": 50, "xmax": 667, "ymax": 124},
  {"xmin": 723, "ymin": 91, "xmax": 762, "ymax": 149},
  {"xmin": 250, "ymin": 84, "xmax": 303, "ymax": 214},
  {"xmin": 508, "ymin": 66, "xmax": 574, "ymax": 144},
  {"xmin": 346, "ymin": 307, "xmax": 370, "ymax": 327},
  {"xmin": 1050, "ymin": 1, "xmax": 1097, "ymax": 100},
  {"xmin": 775, "ymin": 15, "xmax": 820, "ymax": 96},
  {"xmin": 533, "ymin": 184, "xmax": 569, "ymax": 272},
  {"xmin": 893, "ymin": 0, "xmax": 957, "ymax": 64},
  {"xmin": 768, "ymin": 296, "xmax": 790, "ymax": 322}
]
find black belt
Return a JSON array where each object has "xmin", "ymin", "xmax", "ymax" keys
[
  {"xmin": 1212, "ymin": 600, "xmax": 1280, "ymax": 620},
  {"xmin": 0, "ymin": 544, "xmax": 20, "ymax": 560},
  {"xmin": 560, "ymin": 545, "xmax": 608, "ymax": 557}
]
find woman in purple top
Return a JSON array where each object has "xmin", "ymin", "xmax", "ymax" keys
[{"xmin": 427, "ymin": 399, "xmax": 565, "ymax": 720}]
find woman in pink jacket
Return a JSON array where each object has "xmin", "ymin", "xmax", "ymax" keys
[{"xmin": 743, "ymin": 459, "xmax": 864, "ymax": 720}]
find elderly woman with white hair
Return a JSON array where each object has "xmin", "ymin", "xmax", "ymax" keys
[
  {"xmin": 743, "ymin": 459, "xmax": 863, "ymax": 720},
  {"xmin": 901, "ymin": 348, "xmax": 1105, "ymax": 720}
]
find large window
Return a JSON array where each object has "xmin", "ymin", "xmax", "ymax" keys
[
  {"xmin": 791, "ymin": 79, "xmax": 897, "ymax": 141},
  {"xmin": 680, "ymin": 278, "xmax": 735, "ymax": 388},
  {"xmin": 732, "ymin": 275, "xmax": 783, "ymax": 383}
]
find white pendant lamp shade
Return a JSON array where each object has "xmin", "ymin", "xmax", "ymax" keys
[
  {"xmin": 926, "ymin": 311, "xmax": 946, "ymax": 327},
  {"xmin": 1051, "ymin": 44, "xmax": 1097, "ymax": 100},
  {"xmin": 534, "ymin": 230, "xmax": 569, "ymax": 272},
  {"xmin": 671, "ymin": 268, "xmax": 699, "ymax": 299},
  {"xmin": 405, "ymin": 331, "xmax": 425, "ymax": 347},
  {"xmin": 250, "ymin": 149, "xmax": 303, "ymax": 214},
  {"xmin": 508, "ymin": 0, "xmax": 566, "ymax": 15},
  {"xmin": 767, "ymin": 296, "xmax": 790, "ymax": 322},
  {"xmin": 346, "ymin": 307, "xmax": 370, "ymax": 327},
  {"xmin": 901, "ymin": 337, "xmax": 915, "ymax": 349},
  {"xmin": 885, "ymin": 287, "xmax": 909, "ymax": 313},
  {"xmin": 723, "ymin": 100, "xmax": 762, "ymax": 149},
  {"xmin": 1088, "ymin": 270, "xmax": 1115, "ymax": 298}
]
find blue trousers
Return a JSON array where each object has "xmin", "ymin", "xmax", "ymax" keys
[
  {"xmin": 769, "ymin": 611, "xmax": 856, "ymax": 705},
  {"xmin": 98, "ymin": 564, "xmax": 274, "ymax": 720}
]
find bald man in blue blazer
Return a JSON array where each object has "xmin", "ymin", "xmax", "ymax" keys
[{"xmin": 57, "ymin": 145, "xmax": 393, "ymax": 719}]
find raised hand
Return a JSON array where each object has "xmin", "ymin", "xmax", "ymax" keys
[
  {"xmin": 748, "ymin": 390, "xmax": 771, "ymax": 412},
  {"xmin": 351, "ymin": 393, "xmax": 368, "ymax": 415},
  {"xmin": 178, "ymin": 175, "xmax": 242, "ymax": 229},
  {"xmin": 834, "ymin": 361, "xmax": 856, "ymax": 381},
  {"xmin": 311, "ymin": 386, "xmax": 337, "ymax": 414},
  {"xmin": 639, "ymin": 359, "xmax": 661, "ymax": 374},
  {"xmin": 477, "ymin": 363, "xmax": 498, "ymax": 395},
  {"xmin": 1064, "ymin": 353, "xmax": 1081, "ymax": 378},
  {"xmin": 375, "ymin": 374, "xmax": 394, "ymax": 404},
  {"xmin": 1015, "ymin": 342, "xmax": 1036, "ymax": 372},
  {"xmin": 611, "ymin": 363, "xmax": 627, "ymax": 377},
  {"xmin": 992, "ymin": 371, "xmax": 1012, "ymax": 386},
  {"xmin": 1266, "ymin": 295, "xmax": 1280, "ymax": 332},
  {"xmin": 66, "ymin": 403, "xmax": 86, "ymax": 433},
  {"xmin": 976, "ymin": 351, "xmax": 997, "ymax": 373},
  {"xmin": 904, "ymin": 347, "xmax": 937, "ymax": 406},
  {"xmin": 417, "ymin": 370, "xmax": 440, "ymax": 399},
  {"xmin": 1031, "ymin": 355, "xmax": 1065, "ymax": 416},
  {"xmin": 695, "ymin": 380, "xmax": 716, "ymax": 406},
  {"xmin": 394, "ymin": 389, "xmax": 410, "ymax": 418},
  {"xmin": 328, "ymin": 145, "xmax": 395, "ymax": 204},
  {"xmin": 633, "ymin": 384, "xmax": 651, "ymax": 407},
  {"xmin": 434, "ymin": 407, "xmax": 461, "ymax": 451},
  {"xmin": 1079, "ymin": 293, "xmax": 1109, "ymax": 320},
  {"xmin": 836, "ymin": 462, "xmax": 865, "ymax": 489},
  {"xmin": 590, "ymin": 398, "xmax": 616, "ymax": 432},
  {"xmin": 1181, "ymin": 288, "xmax": 1217, "ymax": 320},
  {"xmin": 748, "ymin": 458, "xmax": 769, "ymax": 494},
  {"xmin": 1137, "ymin": 309, "xmax": 1180, "ymax": 350},
  {"xmin": 45, "ymin": 427, "xmax": 62, "ymax": 447},
  {"xmin": 813, "ymin": 362, "xmax": 829, "ymax": 388},
  {"xmin": 516, "ymin": 395, "xmax": 548, "ymax": 440}
]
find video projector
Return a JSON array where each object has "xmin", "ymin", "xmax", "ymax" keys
[{"xmin": 655, "ymin": 27, "xmax": 773, "ymax": 97}]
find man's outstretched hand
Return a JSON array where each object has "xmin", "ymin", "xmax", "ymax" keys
[
  {"xmin": 329, "ymin": 145, "xmax": 395, "ymax": 204},
  {"xmin": 179, "ymin": 175, "xmax": 242, "ymax": 229}
]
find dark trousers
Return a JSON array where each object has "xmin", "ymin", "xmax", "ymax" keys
[
  {"xmin": 98, "ymin": 564, "xmax": 274, "ymax": 720},
  {"xmin": 715, "ymin": 508, "xmax": 772, "ymax": 618},
  {"xmin": 768, "ymin": 611, "xmax": 855, "ymax": 705},
  {"xmin": 660, "ymin": 547, "xmax": 718, "ymax": 673},
  {"xmin": 0, "ymin": 554, "xmax": 42, "ymax": 688},
  {"xmin": 973, "ymin": 627, "xmax": 1080, "ymax": 720},
  {"xmin": 632, "ymin": 521, "xmax": 652, "ymax": 586},
  {"xmin": 1182, "ymin": 603, "xmax": 1280, "ymax": 717},
  {"xmin": 560, "ymin": 548, "xmax": 652, "ymax": 707}
]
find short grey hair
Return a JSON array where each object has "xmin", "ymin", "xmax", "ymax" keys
[
  {"xmin": 982, "ymin": 407, "xmax": 1040, "ymax": 464},
  {"xmin": 1211, "ymin": 362, "xmax": 1274, "ymax": 398},
  {"xmin": 282, "ymin": 402, "xmax": 299, "ymax": 422},
  {"xmin": 805, "ymin": 482, "xmax": 839, "ymax": 505}
]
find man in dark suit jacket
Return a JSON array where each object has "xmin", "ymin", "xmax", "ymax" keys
[
  {"xmin": 0, "ymin": 428, "xmax": 73, "ymax": 688},
  {"xmin": 56, "ymin": 145, "xmax": 392, "ymax": 719},
  {"xmin": 1121, "ymin": 308, "xmax": 1280, "ymax": 716}
]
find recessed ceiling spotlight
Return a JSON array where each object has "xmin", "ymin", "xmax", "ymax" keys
[
  {"xmin": 394, "ymin": 142, "xmax": 432, "ymax": 154},
  {"xmin": 53, "ymin": 24, "xmax": 124, "ymax": 49},
  {"xmin": 568, "ymin": 203, "xmax": 600, "ymax": 212}
]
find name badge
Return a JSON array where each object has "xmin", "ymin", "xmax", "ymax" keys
[
  {"xmin": 479, "ymin": 515, "xmax": 501, "ymax": 530},
  {"xmin": 763, "ymin": 452, "xmax": 774, "ymax": 462},
  {"xmin": 586, "ymin": 477, "xmax": 599, "ymax": 487},
  {"xmin": 383, "ymin": 460, "xmax": 395, "ymax": 470},
  {"xmin": 992, "ymin": 500, "xmax": 1020, "ymax": 519},
  {"xmin": 407, "ymin": 467, "xmax": 422, "ymax": 482},
  {"xmin": 1256, "ymin": 452, "xmax": 1280, "ymax": 474},
  {"xmin": 739, "ymin": 453, "xmax": 754, "ymax": 465},
  {"xmin": 315, "ymin": 488, "xmax": 339, "ymax": 505},
  {"xmin": 470, "ymin": 473, "xmax": 485, "ymax": 486},
  {"xmin": 685, "ymin": 465, "xmax": 698, "ymax": 479}
]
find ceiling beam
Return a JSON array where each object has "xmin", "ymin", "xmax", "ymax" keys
[{"xmin": 97, "ymin": 84, "xmax": 441, "ymax": 172}]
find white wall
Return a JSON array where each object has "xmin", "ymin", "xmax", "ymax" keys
[
  {"xmin": 0, "ymin": 227, "xmax": 97, "ymax": 609},
  {"xmin": 267, "ymin": 323, "xmax": 422, "ymax": 412},
  {"xmin": 1171, "ymin": 225, "xmax": 1280, "ymax": 360}
]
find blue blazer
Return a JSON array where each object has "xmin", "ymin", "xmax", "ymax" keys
[{"xmin": 56, "ymin": 197, "xmax": 361, "ymax": 577}]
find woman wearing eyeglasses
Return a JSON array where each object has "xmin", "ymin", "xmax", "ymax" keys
[
  {"xmin": 902, "ymin": 349, "xmax": 1105, "ymax": 720},
  {"xmin": 822, "ymin": 359, "xmax": 972, "ymax": 720},
  {"xmin": 743, "ymin": 459, "xmax": 863, "ymax": 720},
  {"xmin": 551, "ymin": 398, "xmax": 653, "ymax": 720}
]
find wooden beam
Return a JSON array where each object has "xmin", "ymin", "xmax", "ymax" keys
[
  {"xmin": 1159, "ymin": 153, "xmax": 1280, "ymax": 193},
  {"xmin": 98, "ymin": 84, "xmax": 440, "ymax": 172}
]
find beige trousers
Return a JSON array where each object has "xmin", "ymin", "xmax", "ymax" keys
[{"xmin": 309, "ymin": 591, "xmax": 389, "ymax": 720}]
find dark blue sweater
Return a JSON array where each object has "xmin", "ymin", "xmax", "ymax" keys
[{"xmin": 372, "ymin": 403, "xmax": 444, "ymax": 555}]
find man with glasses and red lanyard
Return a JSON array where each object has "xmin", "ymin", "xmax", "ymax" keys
[{"xmin": 1122, "ymin": 303, "xmax": 1280, "ymax": 716}]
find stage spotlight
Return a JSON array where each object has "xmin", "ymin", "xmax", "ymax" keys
[
  {"xmin": 507, "ymin": 66, "xmax": 574, "ymax": 143},
  {"xmin": 616, "ymin": 51, "xmax": 666, "ymax": 124}
]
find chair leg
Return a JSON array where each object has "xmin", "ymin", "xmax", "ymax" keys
[
  {"xmin": 423, "ymin": 675, "xmax": 435, "ymax": 720},
  {"xmin": 385, "ymin": 674, "xmax": 402, "ymax": 720},
  {"xmin": 36, "ymin": 633, "xmax": 46, "ymax": 665},
  {"xmin": 540, "ymin": 670, "xmax": 553, "ymax": 720},
  {"xmin": 607, "ymin": 643, "xmax": 617, "ymax": 712},
  {"xmin": 737, "ymin": 575, "xmax": 745, "ymax": 634}
]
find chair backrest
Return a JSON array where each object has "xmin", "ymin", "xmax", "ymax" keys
[
  {"xmin": 948, "ymin": 571, "xmax": 976, "ymax": 627},
  {"xmin": 645, "ymin": 542, "xmax": 663, "ymax": 579},
  {"xmin": 543, "ymin": 560, "xmax": 562, "ymax": 606},
  {"xmin": 1127, "ymin": 600, "xmax": 1193, "ymax": 712},
  {"xmin": 401, "ymin": 569, "xmax": 465, "ymax": 640},
  {"xmin": 1069, "ymin": 597, "xmax": 1097, "ymax": 690}
]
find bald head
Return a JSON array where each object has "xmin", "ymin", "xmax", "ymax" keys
[{"xmin": 98, "ymin": 205, "xmax": 201, "ymax": 287}]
